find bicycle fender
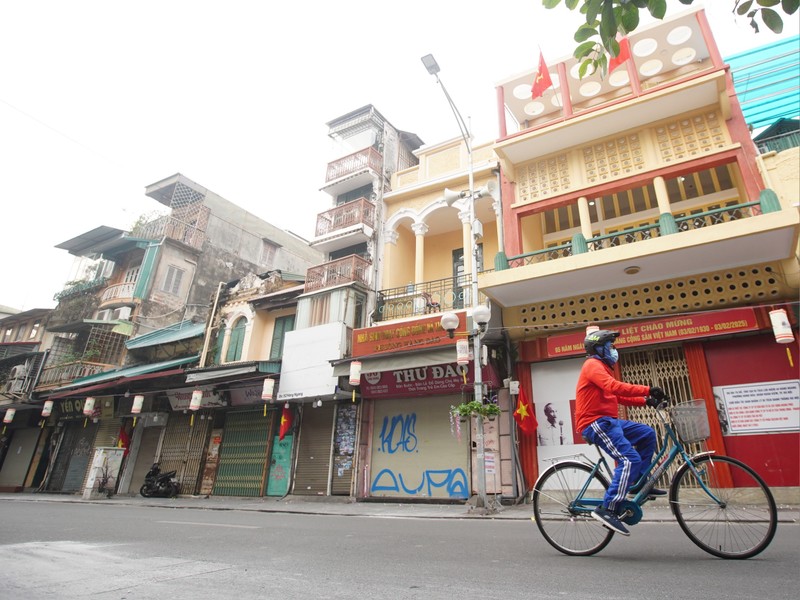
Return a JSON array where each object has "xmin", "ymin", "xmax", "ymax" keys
[{"xmin": 689, "ymin": 450, "xmax": 717, "ymax": 461}]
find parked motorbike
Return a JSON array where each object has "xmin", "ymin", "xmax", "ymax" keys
[{"xmin": 139, "ymin": 463, "xmax": 180, "ymax": 498}]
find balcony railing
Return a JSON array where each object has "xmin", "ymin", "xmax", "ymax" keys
[
  {"xmin": 374, "ymin": 276, "xmax": 488, "ymax": 323},
  {"xmin": 304, "ymin": 255, "xmax": 371, "ymax": 293},
  {"xmin": 325, "ymin": 147, "xmax": 382, "ymax": 183},
  {"xmin": 756, "ymin": 131, "xmax": 799, "ymax": 154},
  {"xmin": 131, "ymin": 215, "xmax": 205, "ymax": 250},
  {"xmin": 100, "ymin": 281, "xmax": 136, "ymax": 304},
  {"xmin": 315, "ymin": 197, "xmax": 376, "ymax": 238},
  {"xmin": 506, "ymin": 200, "xmax": 762, "ymax": 268},
  {"xmin": 36, "ymin": 360, "xmax": 117, "ymax": 389}
]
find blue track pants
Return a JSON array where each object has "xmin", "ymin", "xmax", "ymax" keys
[{"xmin": 582, "ymin": 417, "xmax": 657, "ymax": 512}]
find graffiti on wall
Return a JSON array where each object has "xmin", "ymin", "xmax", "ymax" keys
[{"xmin": 371, "ymin": 411, "xmax": 468, "ymax": 499}]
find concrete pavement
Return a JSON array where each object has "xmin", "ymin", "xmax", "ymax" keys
[{"xmin": 2, "ymin": 491, "xmax": 798, "ymax": 523}]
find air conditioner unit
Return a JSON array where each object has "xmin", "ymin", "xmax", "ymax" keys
[
  {"xmin": 96, "ymin": 309, "xmax": 112, "ymax": 321},
  {"xmin": 114, "ymin": 306, "xmax": 132, "ymax": 321},
  {"xmin": 9, "ymin": 364, "xmax": 28, "ymax": 379}
]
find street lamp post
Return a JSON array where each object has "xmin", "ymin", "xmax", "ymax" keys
[{"xmin": 423, "ymin": 53, "xmax": 493, "ymax": 512}]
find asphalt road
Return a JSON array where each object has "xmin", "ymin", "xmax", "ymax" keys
[{"xmin": 1, "ymin": 500, "xmax": 797, "ymax": 600}]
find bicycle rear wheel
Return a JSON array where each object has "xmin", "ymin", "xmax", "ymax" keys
[
  {"xmin": 532, "ymin": 461, "xmax": 614, "ymax": 556},
  {"xmin": 670, "ymin": 455, "xmax": 777, "ymax": 559}
]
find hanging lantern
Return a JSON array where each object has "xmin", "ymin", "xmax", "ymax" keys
[
  {"xmin": 456, "ymin": 339, "xmax": 471, "ymax": 365},
  {"xmin": 769, "ymin": 309, "xmax": 794, "ymax": 344},
  {"xmin": 41, "ymin": 400, "xmax": 54, "ymax": 418},
  {"xmin": 132, "ymin": 395, "xmax": 145, "ymax": 414},
  {"xmin": 189, "ymin": 389, "xmax": 203, "ymax": 411},
  {"xmin": 261, "ymin": 379, "xmax": 275, "ymax": 401},
  {"xmin": 3, "ymin": 408, "xmax": 16, "ymax": 424},
  {"xmin": 349, "ymin": 361, "xmax": 362, "ymax": 386},
  {"xmin": 83, "ymin": 397, "xmax": 96, "ymax": 416}
]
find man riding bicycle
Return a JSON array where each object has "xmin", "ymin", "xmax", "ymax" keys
[{"xmin": 575, "ymin": 329, "xmax": 666, "ymax": 536}]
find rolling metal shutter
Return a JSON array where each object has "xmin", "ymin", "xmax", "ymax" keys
[
  {"xmin": 292, "ymin": 403, "xmax": 335, "ymax": 496},
  {"xmin": 212, "ymin": 409, "xmax": 275, "ymax": 497}
]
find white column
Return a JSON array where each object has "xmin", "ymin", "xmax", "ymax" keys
[
  {"xmin": 577, "ymin": 196, "xmax": 593, "ymax": 239},
  {"xmin": 411, "ymin": 222, "xmax": 429, "ymax": 284},
  {"xmin": 653, "ymin": 176, "xmax": 671, "ymax": 213}
]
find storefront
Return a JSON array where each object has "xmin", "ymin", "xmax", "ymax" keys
[
  {"xmin": 209, "ymin": 384, "xmax": 292, "ymax": 497},
  {"xmin": 520, "ymin": 306, "xmax": 799, "ymax": 488},
  {"xmin": 157, "ymin": 386, "xmax": 222, "ymax": 495},
  {"xmin": 357, "ymin": 362, "xmax": 504, "ymax": 501},
  {"xmin": 0, "ymin": 406, "xmax": 44, "ymax": 492},
  {"xmin": 44, "ymin": 398, "xmax": 103, "ymax": 493}
]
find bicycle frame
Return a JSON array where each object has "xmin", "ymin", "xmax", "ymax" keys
[{"xmin": 558, "ymin": 406, "xmax": 721, "ymax": 513}]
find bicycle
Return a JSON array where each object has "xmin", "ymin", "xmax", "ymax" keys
[{"xmin": 531, "ymin": 398, "xmax": 777, "ymax": 559}]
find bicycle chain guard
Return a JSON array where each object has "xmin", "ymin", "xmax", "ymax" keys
[{"xmin": 618, "ymin": 500, "xmax": 643, "ymax": 526}]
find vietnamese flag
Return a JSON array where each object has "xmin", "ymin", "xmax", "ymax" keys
[
  {"xmin": 609, "ymin": 35, "xmax": 631, "ymax": 73},
  {"xmin": 117, "ymin": 425, "xmax": 130, "ymax": 457},
  {"xmin": 531, "ymin": 52, "xmax": 553, "ymax": 99},
  {"xmin": 513, "ymin": 387, "xmax": 538, "ymax": 436},
  {"xmin": 279, "ymin": 405, "xmax": 292, "ymax": 441}
]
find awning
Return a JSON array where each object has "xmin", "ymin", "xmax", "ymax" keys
[
  {"xmin": 186, "ymin": 360, "xmax": 281, "ymax": 383},
  {"xmin": 46, "ymin": 366, "xmax": 194, "ymax": 400},
  {"xmin": 46, "ymin": 355, "xmax": 200, "ymax": 399},
  {"xmin": 332, "ymin": 348, "xmax": 456, "ymax": 376},
  {"xmin": 126, "ymin": 320, "xmax": 206, "ymax": 350}
]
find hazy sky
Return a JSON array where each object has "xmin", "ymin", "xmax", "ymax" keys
[{"xmin": 1, "ymin": 1, "xmax": 796, "ymax": 311}]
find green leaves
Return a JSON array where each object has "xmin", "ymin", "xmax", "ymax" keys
[
  {"xmin": 760, "ymin": 7, "xmax": 783, "ymax": 31},
  {"xmin": 542, "ymin": 0, "xmax": 799, "ymax": 79}
]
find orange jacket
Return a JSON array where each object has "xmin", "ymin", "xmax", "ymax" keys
[{"xmin": 575, "ymin": 357, "xmax": 650, "ymax": 434}]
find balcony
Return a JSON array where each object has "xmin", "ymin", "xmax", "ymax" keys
[
  {"xmin": 480, "ymin": 196, "xmax": 799, "ymax": 308},
  {"xmin": 131, "ymin": 215, "xmax": 205, "ymax": 251},
  {"xmin": 99, "ymin": 282, "xmax": 136, "ymax": 307},
  {"xmin": 54, "ymin": 278, "xmax": 108, "ymax": 302},
  {"xmin": 323, "ymin": 147, "xmax": 382, "ymax": 196},
  {"xmin": 304, "ymin": 255, "xmax": 371, "ymax": 293},
  {"xmin": 756, "ymin": 131, "xmax": 799, "ymax": 154},
  {"xmin": 36, "ymin": 360, "xmax": 117, "ymax": 390},
  {"xmin": 374, "ymin": 276, "xmax": 488, "ymax": 323},
  {"xmin": 311, "ymin": 197, "xmax": 376, "ymax": 254}
]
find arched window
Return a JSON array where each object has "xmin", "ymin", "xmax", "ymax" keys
[{"xmin": 226, "ymin": 317, "xmax": 247, "ymax": 362}]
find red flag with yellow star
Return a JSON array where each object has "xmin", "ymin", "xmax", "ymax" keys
[
  {"xmin": 513, "ymin": 386, "xmax": 537, "ymax": 435},
  {"xmin": 279, "ymin": 405, "xmax": 292, "ymax": 441}
]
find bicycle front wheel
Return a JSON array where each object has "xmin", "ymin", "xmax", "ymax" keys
[
  {"xmin": 532, "ymin": 461, "xmax": 614, "ymax": 556},
  {"xmin": 670, "ymin": 455, "xmax": 777, "ymax": 559}
]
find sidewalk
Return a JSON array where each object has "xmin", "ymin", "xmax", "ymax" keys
[{"xmin": 2, "ymin": 492, "xmax": 798, "ymax": 523}]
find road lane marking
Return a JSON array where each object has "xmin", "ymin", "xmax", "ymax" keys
[{"xmin": 156, "ymin": 520, "xmax": 260, "ymax": 529}]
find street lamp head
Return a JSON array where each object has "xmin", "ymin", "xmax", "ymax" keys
[
  {"xmin": 440, "ymin": 311, "xmax": 459, "ymax": 338},
  {"xmin": 421, "ymin": 54, "xmax": 440, "ymax": 76},
  {"xmin": 473, "ymin": 304, "xmax": 491, "ymax": 332}
]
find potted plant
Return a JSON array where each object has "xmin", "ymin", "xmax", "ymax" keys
[{"xmin": 450, "ymin": 401, "xmax": 501, "ymax": 421}]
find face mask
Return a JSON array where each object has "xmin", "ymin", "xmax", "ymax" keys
[{"xmin": 607, "ymin": 347, "xmax": 619, "ymax": 365}]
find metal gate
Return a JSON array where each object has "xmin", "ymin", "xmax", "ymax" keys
[
  {"xmin": 46, "ymin": 421, "xmax": 99, "ymax": 492},
  {"xmin": 158, "ymin": 412, "xmax": 211, "ymax": 495},
  {"xmin": 212, "ymin": 409, "xmax": 275, "ymax": 497},
  {"xmin": 619, "ymin": 344, "xmax": 703, "ymax": 485},
  {"xmin": 292, "ymin": 403, "xmax": 335, "ymax": 496}
]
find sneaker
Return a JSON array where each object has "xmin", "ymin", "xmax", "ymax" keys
[{"xmin": 592, "ymin": 506, "xmax": 630, "ymax": 536}]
